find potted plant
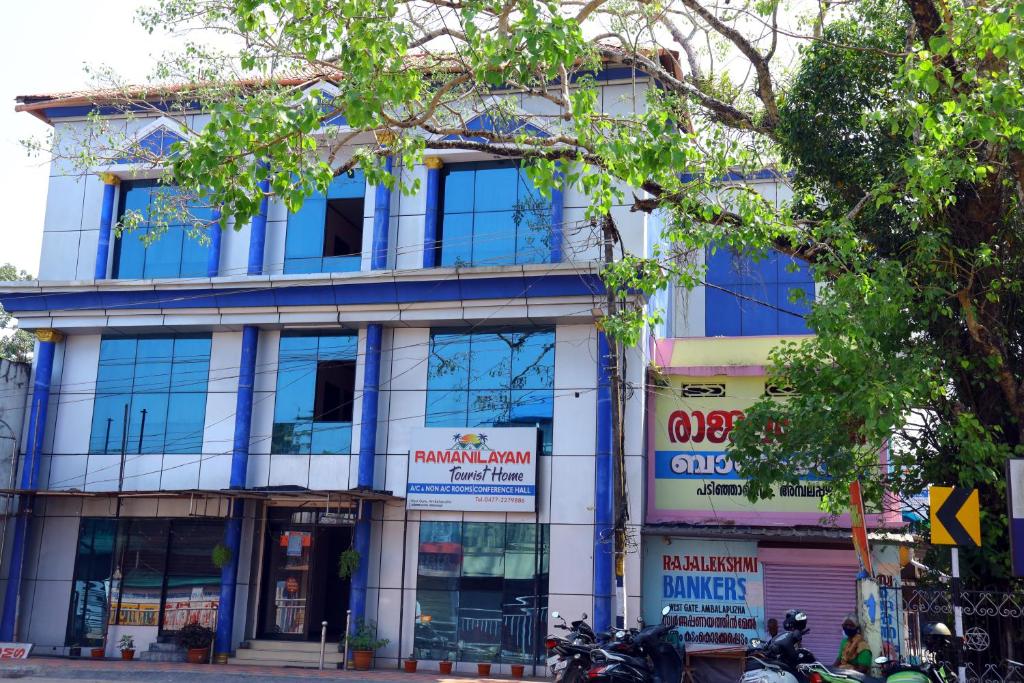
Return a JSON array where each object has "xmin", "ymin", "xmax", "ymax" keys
[
  {"xmin": 177, "ymin": 622, "xmax": 215, "ymax": 664},
  {"xmin": 345, "ymin": 619, "xmax": 388, "ymax": 671},
  {"xmin": 68, "ymin": 643, "xmax": 81, "ymax": 658},
  {"xmin": 477, "ymin": 662, "xmax": 492, "ymax": 676},
  {"xmin": 403, "ymin": 653, "xmax": 418, "ymax": 673},
  {"xmin": 337, "ymin": 548, "xmax": 360, "ymax": 579},
  {"xmin": 439, "ymin": 657, "xmax": 453, "ymax": 674},
  {"xmin": 118, "ymin": 635, "xmax": 135, "ymax": 661},
  {"xmin": 511, "ymin": 664, "xmax": 525, "ymax": 678}
]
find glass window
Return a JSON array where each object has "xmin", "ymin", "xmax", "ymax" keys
[
  {"xmin": 111, "ymin": 519, "xmax": 169, "ymax": 627},
  {"xmin": 414, "ymin": 521, "xmax": 549, "ymax": 663},
  {"xmin": 112, "ymin": 181, "xmax": 211, "ymax": 279},
  {"xmin": 161, "ymin": 521, "xmax": 221, "ymax": 632},
  {"xmin": 284, "ymin": 171, "xmax": 365, "ymax": 274},
  {"xmin": 426, "ymin": 329, "xmax": 554, "ymax": 454},
  {"xmin": 272, "ymin": 332, "xmax": 358, "ymax": 454},
  {"xmin": 705, "ymin": 246, "xmax": 814, "ymax": 336},
  {"xmin": 66, "ymin": 518, "xmax": 224, "ymax": 644},
  {"xmin": 88, "ymin": 335, "xmax": 211, "ymax": 456},
  {"xmin": 66, "ymin": 519, "xmax": 118, "ymax": 647},
  {"xmin": 439, "ymin": 161, "xmax": 552, "ymax": 267}
]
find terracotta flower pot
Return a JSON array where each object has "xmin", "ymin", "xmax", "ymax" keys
[
  {"xmin": 90, "ymin": 647, "xmax": 105, "ymax": 659},
  {"xmin": 352, "ymin": 650, "xmax": 374, "ymax": 671},
  {"xmin": 439, "ymin": 660, "xmax": 453, "ymax": 674},
  {"xmin": 404, "ymin": 659, "xmax": 418, "ymax": 673},
  {"xmin": 511, "ymin": 664, "xmax": 525, "ymax": 678},
  {"xmin": 121, "ymin": 650, "xmax": 135, "ymax": 661},
  {"xmin": 187, "ymin": 647, "xmax": 210, "ymax": 664},
  {"xmin": 477, "ymin": 663, "xmax": 492, "ymax": 677}
]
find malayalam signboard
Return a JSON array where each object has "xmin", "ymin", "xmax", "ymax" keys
[
  {"xmin": 642, "ymin": 538, "xmax": 764, "ymax": 650},
  {"xmin": 406, "ymin": 427, "xmax": 538, "ymax": 512},
  {"xmin": 649, "ymin": 374, "xmax": 830, "ymax": 524}
]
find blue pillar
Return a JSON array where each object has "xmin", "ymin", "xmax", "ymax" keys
[
  {"xmin": 550, "ymin": 164, "xmax": 565, "ymax": 263},
  {"xmin": 0, "ymin": 329, "xmax": 61, "ymax": 640},
  {"xmin": 214, "ymin": 324, "xmax": 259, "ymax": 661},
  {"xmin": 206, "ymin": 210, "xmax": 222, "ymax": 278},
  {"xmin": 371, "ymin": 156, "xmax": 394, "ymax": 270},
  {"xmin": 94, "ymin": 174, "xmax": 119, "ymax": 279},
  {"xmin": 247, "ymin": 173, "xmax": 270, "ymax": 276},
  {"xmin": 422, "ymin": 157, "xmax": 443, "ymax": 268},
  {"xmin": 593, "ymin": 330, "xmax": 614, "ymax": 633},
  {"xmin": 348, "ymin": 323, "xmax": 382, "ymax": 633}
]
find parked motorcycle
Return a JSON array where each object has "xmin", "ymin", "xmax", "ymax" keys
[
  {"xmin": 586, "ymin": 606, "xmax": 685, "ymax": 683},
  {"xmin": 798, "ymin": 622, "xmax": 955, "ymax": 683},
  {"xmin": 546, "ymin": 611, "xmax": 601, "ymax": 683},
  {"xmin": 742, "ymin": 610, "xmax": 815, "ymax": 683}
]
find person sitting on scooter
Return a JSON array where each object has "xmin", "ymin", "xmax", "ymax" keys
[{"xmin": 834, "ymin": 614, "xmax": 872, "ymax": 674}]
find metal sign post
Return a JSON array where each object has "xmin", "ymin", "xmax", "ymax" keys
[
  {"xmin": 950, "ymin": 548, "xmax": 965, "ymax": 683},
  {"xmin": 319, "ymin": 621, "xmax": 327, "ymax": 670}
]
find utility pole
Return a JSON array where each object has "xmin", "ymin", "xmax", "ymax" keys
[{"xmin": 601, "ymin": 214, "xmax": 629, "ymax": 627}]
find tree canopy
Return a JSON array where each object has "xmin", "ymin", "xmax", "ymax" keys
[
  {"xmin": 38, "ymin": 0, "xmax": 1024, "ymax": 582},
  {"xmin": 0, "ymin": 264, "xmax": 34, "ymax": 363}
]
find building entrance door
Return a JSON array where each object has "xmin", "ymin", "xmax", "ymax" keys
[{"xmin": 258, "ymin": 509, "xmax": 352, "ymax": 641}]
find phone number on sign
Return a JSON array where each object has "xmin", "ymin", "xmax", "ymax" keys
[{"xmin": 474, "ymin": 496, "xmax": 526, "ymax": 505}]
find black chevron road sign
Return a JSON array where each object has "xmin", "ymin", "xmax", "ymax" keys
[{"xmin": 930, "ymin": 486, "xmax": 981, "ymax": 547}]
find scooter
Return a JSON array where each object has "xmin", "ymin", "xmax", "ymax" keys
[
  {"xmin": 742, "ymin": 628, "xmax": 816, "ymax": 683},
  {"xmin": 586, "ymin": 606, "xmax": 685, "ymax": 683},
  {"xmin": 798, "ymin": 657, "xmax": 948, "ymax": 683},
  {"xmin": 546, "ymin": 611, "xmax": 601, "ymax": 683}
]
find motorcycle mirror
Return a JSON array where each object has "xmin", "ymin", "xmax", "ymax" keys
[
  {"xmin": 581, "ymin": 613, "xmax": 588, "ymax": 620},
  {"xmin": 661, "ymin": 605, "xmax": 671, "ymax": 616},
  {"xmin": 637, "ymin": 616, "xmax": 643, "ymax": 624},
  {"xmin": 616, "ymin": 631, "xmax": 626, "ymax": 639},
  {"xmin": 551, "ymin": 611, "xmax": 560, "ymax": 619}
]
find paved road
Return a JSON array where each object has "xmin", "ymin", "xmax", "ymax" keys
[{"xmin": 0, "ymin": 659, "xmax": 549, "ymax": 683}]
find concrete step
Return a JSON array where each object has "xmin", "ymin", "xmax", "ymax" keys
[
  {"xmin": 138, "ymin": 650, "xmax": 187, "ymax": 662},
  {"xmin": 229, "ymin": 640, "xmax": 344, "ymax": 668},
  {"xmin": 233, "ymin": 648, "xmax": 344, "ymax": 663},
  {"xmin": 147, "ymin": 642, "xmax": 183, "ymax": 653},
  {"xmin": 240, "ymin": 639, "xmax": 341, "ymax": 653}
]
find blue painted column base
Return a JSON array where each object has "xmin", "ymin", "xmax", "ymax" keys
[
  {"xmin": 0, "ymin": 504, "xmax": 31, "ymax": 640},
  {"xmin": 214, "ymin": 499, "xmax": 244, "ymax": 659},
  {"xmin": 348, "ymin": 502, "xmax": 373, "ymax": 634}
]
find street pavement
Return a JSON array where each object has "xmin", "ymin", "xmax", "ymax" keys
[{"xmin": 0, "ymin": 659, "xmax": 549, "ymax": 683}]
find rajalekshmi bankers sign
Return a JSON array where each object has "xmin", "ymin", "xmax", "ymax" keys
[{"xmin": 406, "ymin": 427, "xmax": 538, "ymax": 512}]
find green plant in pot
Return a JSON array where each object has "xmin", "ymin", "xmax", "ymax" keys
[
  {"xmin": 118, "ymin": 635, "xmax": 135, "ymax": 661},
  {"xmin": 211, "ymin": 543, "xmax": 233, "ymax": 569},
  {"xmin": 345, "ymin": 619, "xmax": 388, "ymax": 671},
  {"xmin": 177, "ymin": 623, "xmax": 215, "ymax": 664},
  {"xmin": 337, "ymin": 548, "xmax": 360, "ymax": 579}
]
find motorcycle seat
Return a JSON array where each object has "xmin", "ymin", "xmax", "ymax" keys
[{"xmin": 826, "ymin": 667, "xmax": 884, "ymax": 683}]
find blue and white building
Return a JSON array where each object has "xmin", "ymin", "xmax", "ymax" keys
[{"xmin": 0, "ymin": 72, "xmax": 651, "ymax": 670}]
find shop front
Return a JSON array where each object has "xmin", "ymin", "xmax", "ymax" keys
[
  {"xmin": 406, "ymin": 426, "xmax": 550, "ymax": 668},
  {"xmin": 643, "ymin": 338, "xmax": 900, "ymax": 682},
  {"xmin": 256, "ymin": 507, "xmax": 353, "ymax": 642}
]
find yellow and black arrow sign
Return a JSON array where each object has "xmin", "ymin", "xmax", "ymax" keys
[{"xmin": 930, "ymin": 486, "xmax": 981, "ymax": 547}]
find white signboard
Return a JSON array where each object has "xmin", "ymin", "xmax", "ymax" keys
[
  {"xmin": 0, "ymin": 643, "xmax": 32, "ymax": 659},
  {"xmin": 406, "ymin": 427, "xmax": 538, "ymax": 512}
]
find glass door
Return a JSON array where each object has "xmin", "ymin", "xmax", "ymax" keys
[{"xmin": 260, "ymin": 525, "xmax": 314, "ymax": 639}]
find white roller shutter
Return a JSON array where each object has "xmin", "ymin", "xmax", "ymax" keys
[{"xmin": 763, "ymin": 562, "xmax": 858, "ymax": 663}]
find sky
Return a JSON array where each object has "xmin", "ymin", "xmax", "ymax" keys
[{"xmin": 0, "ymin": 0, "xmax": 177, "ymax": 276}]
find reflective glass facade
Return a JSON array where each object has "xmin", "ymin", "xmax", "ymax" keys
[
  {"xmin": 88, "ymin": 335, "xmax": 212, "ymax": 455},
  {"xmin": 284, "ymin": 171, "xmax": 365, "ymax": 274},
  {"xmin": 414, "ymin": 521, "xmax": 549, "ymax": 663},
  {"xmin": 271, "ymin": 332, "xmax": 358, "ymax": 455},
  {"xmin": 440, "ymin": 161, "xmax": 551, "ymax": 267},
  {"xmin": 113, "ymin": 181, "xmax": 212, "ymax": 279},
  {"xmin": 66, "ymin": 518, "xmax": 222, "ymax": 645},
  {"xmin": 426, "ymin": 329, "xmax": 555, "ymax": 454},
  {"xmin": 705, "ymin": 247, "xmax": 814, "ymax": 336}
]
